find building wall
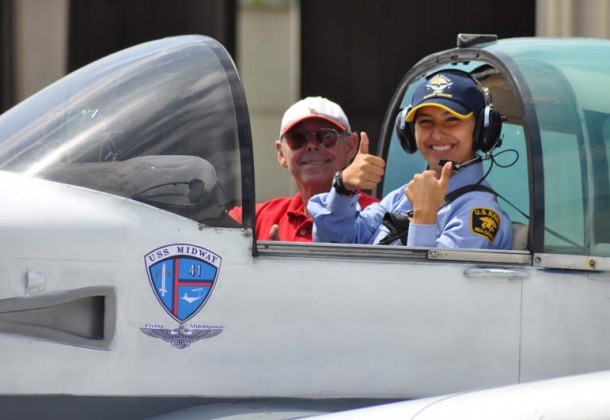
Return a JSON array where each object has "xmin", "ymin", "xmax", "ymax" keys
[
  {"xmin": 14, "ymin": 0, "xmax": 67, "ymax": 101},
  {"xmin": 237, "ymin": 2, "xmax": 300, "ymax": 200},
  {"xmin": 538, "ymin": 0, "xmax": 610, "ymax": 37}
]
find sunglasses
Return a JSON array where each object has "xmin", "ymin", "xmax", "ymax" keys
[{"xmin": 282, "ymin": 128, "xmax": 347, "ymax": 150}]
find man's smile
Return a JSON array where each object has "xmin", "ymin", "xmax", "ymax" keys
[{"xmin": 300, "ymin": 156, "xmax": 331, "ymax": 165}]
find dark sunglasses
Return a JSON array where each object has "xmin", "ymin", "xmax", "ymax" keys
[{"xmin": 282, "ymin": 128, "xmax": 347, "ymax": 150}]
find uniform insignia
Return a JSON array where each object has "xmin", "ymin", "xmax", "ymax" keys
[
  {"xmin": 144, "ymin": 244, "xmax": 222, "ymax": 324},
  {"xmin": 470, "ymin": 208, "xmax": 500, "ymax": 242}
]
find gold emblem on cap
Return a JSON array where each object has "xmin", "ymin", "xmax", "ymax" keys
[{"xmin": 426, "ymin": 74, "xmax": 453, "ymax": 96}]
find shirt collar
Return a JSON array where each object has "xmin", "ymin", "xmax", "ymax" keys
[
  {"xmin": 287, "ymin": 192, "xmax": 308, "ymax": 220},
  {"xmin": 448, "ymin": 161, "xmax": 486, "ymax": 191}
]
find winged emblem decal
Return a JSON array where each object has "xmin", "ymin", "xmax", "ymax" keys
[{"xmin": 140, "ymin": 325, "xmax": 223, "ymax": 349}]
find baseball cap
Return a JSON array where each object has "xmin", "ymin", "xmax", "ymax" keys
[
  {"xmin": 405, "ymin": 71, "xmax": 485, "ymax": 122},
  {"xmin": 280, "ymin": 96, "xmax": 350, "ymax": 136}
]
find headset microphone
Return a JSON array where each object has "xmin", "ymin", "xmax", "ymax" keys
[
  {"xmin": 439, "ymin": 136, "xmax": 504, "ymax": 172},
  {"xmin": 439, "ymin": 155, "xmax": 484, "ymax": 172}
]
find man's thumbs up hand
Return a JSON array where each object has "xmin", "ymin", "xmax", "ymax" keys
[{"xmin": 341, "ymin": 132, "xmax": 386, "ymax": 191}]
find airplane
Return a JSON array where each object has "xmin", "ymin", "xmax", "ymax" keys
[
  {"xmin": 0, "ymin": 32, "xmax": 610, "ymax": 419},
  {"xmin": 155, "ymin": 369, "xmax": 610, "ymax": 419}
]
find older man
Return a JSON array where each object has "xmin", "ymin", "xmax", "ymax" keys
[{"xmin": 230, "ymin": 96, "xmax": 378, "ymax": 241}]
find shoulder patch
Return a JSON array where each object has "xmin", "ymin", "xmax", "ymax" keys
[{"xmin": 470, "ymin": 207, "xmax": 501, "ymax": 242}]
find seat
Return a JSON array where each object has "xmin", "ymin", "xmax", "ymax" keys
[{"xmin": 512, "ymin": 222, "xmax": 529, "ymax": 250}]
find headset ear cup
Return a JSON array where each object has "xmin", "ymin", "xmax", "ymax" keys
[
  {"xmin": 395, "ymin": 107, "xmax": 417, "ymax": 154},
  {"xmin": 473, "ymin": 106, "xmax": 503, "ymax": 152}
]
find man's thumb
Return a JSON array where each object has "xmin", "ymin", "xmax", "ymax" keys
[
  {"xmin": 358, "ymin": 132, "xmax": 369, "ymax": 155},
  {"xmin": 269, "ymin": 224, "xmax": 280, "ymax": 241}
]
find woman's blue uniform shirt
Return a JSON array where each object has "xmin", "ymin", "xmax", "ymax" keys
[{"xmin": 308, "ymin": 163, "xmax": 512, "ymax": 249}]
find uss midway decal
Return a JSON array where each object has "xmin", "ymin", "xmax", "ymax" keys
[{"xmin": 142, "ymin": 244, "xmax": 223, "ymax": 349}]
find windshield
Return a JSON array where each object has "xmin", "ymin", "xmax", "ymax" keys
[
  {"xmin": 0, "ymin": 35, "xmax": 254, "ymax": 229},
  {"xmin": 490, "ymin": 39, "xmax": 610, "ymax": 256}
]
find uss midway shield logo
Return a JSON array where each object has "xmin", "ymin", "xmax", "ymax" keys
[
  {"xmin": 145, "ymin": 244, "xmax": 221, "ymax": 323},
  {"xmin": 142, "ymin": 244, "xmax": 223, "ymax": 349}
]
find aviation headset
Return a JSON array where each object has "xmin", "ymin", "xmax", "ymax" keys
[{"xmin": 394, "ymin": 70, "xmax": 502, "ymax": 154}]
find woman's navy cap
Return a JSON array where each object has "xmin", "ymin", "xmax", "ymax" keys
[{"xmin": 405, "ymin": 72, "xmax": 485, "ymax": 122}]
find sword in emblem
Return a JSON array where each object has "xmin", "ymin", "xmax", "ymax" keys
[{"xmin": 159, "ymin": 263, "xmax": 168, "ymax": 297}]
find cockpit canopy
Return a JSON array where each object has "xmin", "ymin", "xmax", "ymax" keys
[
  {"xmin": 381, "ymin": 37, "xmax": 610, "ymax": 257},
  {"xmin": 0, "ymin": 35, "xmax": 254, "ymax": 228}
]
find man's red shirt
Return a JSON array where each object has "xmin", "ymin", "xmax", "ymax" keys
[{"xmin": 229, "ymin": 192, "xmax": 379, "ymax": 241}]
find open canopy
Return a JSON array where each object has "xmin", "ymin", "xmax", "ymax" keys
[{"xmin": 0, "ymin": 35, "xmax": 255, "ymax": 229}]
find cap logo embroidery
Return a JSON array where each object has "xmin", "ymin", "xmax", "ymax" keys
[
  {"xmin": 423, "ymin": 74, "xmax": 454, "ymax": 100},
  {"xmin": 308, "ymin": 107, "xmax": 318, "ymax": 114},
  {"xmin": 470, "ymin": 207, "xmax": 500, "ymax": 243}
]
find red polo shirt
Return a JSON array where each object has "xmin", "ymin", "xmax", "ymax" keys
[{"xmin": 229, "ymin": 192, "xmax": 379, "ymax": 241}]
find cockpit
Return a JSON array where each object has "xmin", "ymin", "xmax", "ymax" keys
[{"xmin": 380, "ymin": 37, "xmax": 610, "ymax": 258}]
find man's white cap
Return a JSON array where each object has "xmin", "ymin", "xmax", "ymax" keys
[{"xmin": 280, "ymin": 96, "xmax": 350, "ymax": 136}]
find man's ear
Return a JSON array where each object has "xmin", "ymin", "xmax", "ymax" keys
[
  {"xmin": 346, "ymin": 132, "xmax": 359, "ymax": 161},
  {"xmin": 275, "ymin": 139, "xmax": 288, "ymax": 168}
]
